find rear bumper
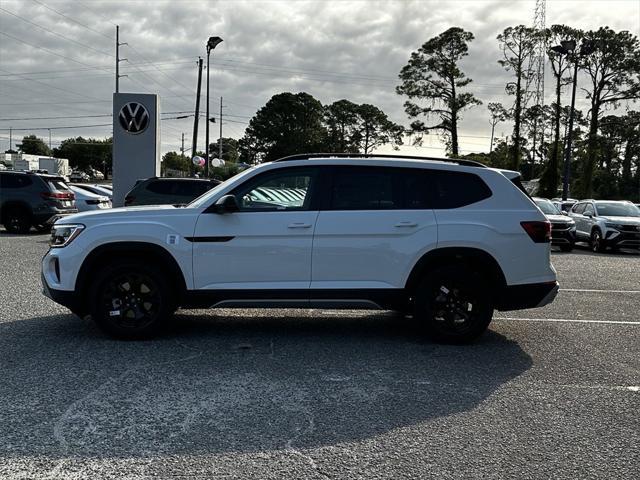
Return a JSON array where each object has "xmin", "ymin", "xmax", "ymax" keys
[{"xmin": 496, "ymin": 281, "xmax": 559, "ymax": 311}]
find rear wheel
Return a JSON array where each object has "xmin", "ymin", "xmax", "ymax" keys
[
  {"xmin": 89, "ymin": 261, "xmax": 174, "ymax": 339},
  {"xmin": 3, "ymin": 208, "xmax": 31, "ymax": 234},
  {"xmin": 413, "ymin": 265, "xmax": 494, "ymax": 343},
  {"xmin": 590, "ymin": 230, "xmax": 605, "ymax": 253}
]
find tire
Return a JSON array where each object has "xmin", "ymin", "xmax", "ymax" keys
[
  {"xmin": 34, "ymin": 224, "xmax": 51, "ymax": 233},
  {"xmin": 412, "ymin": 265, "xmax": 494, "ymax": 344},
  {"xmin": 89, "ymin": 260, "xmax": 175, "ymax": 339},
  {"xmin": 560, "ymin": 244, "xmax": 574, "ymax": 252},
  {"xmin": 590, "ymin": 229, "xmax": 605, "ymax": 253},
  {"xmin": 3, "ymin": 208, "xmax": 31, "ymax": 234}
]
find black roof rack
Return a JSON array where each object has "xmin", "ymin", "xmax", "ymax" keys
[{"xmin": 273, "ymin": 152, "xmax": 487, "ymax": 168}]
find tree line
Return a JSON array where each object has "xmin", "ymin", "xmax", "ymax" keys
[{"xmin": 5, "ymin": 24, "xmax": 639, "ymax": 201}]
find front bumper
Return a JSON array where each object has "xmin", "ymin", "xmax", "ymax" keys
[
  {"xmin": 550, "ymin": 224, "xmax": 576, "ymax": 246},
  {"xmin": 604, "ymin": 228, "xmax": 640, "ymax": 249},
  {"xmin": 495, "ymin": 281, "xmax": 559, "ymax": 311},
  {"xmin": 41, "ymin": 272, "xmax": 80, "ymax": 313}
]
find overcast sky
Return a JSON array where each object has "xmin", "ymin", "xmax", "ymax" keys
[{"xmin": 1, "ymin": 0, "xmax": 639, "ymax": 158}]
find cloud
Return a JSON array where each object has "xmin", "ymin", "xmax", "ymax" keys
[{"xmin": 0, "ymin": 0, "xmax": 638, "ymax": 156}]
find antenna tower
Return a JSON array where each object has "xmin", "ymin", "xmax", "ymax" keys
[{"xmin": 528, "ymin": 0, "xmax": 546, "ymax": 167}]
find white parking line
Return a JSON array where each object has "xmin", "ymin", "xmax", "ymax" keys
[
  {"xmin": 495, "ymin": 317, "xmax": 639, "ymax": 325},
  {"xmin": 561, "ymin": 288, "xmax": 640, "ymax": 294}
]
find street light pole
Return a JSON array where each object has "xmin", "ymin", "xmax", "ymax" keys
[
  {"xmin": 204, "ymin": 36, "xmax": 223, "ymax": 178},
  {"xmin": 562, "ymin": 58, "xmax": 579, "ymax": 201}
]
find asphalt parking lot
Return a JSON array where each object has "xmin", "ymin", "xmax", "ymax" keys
[{"xmin": 0, "ymin": 234, "xmax": 638, "ymax": 480}]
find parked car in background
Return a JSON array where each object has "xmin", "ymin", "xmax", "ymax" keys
[
  {"xmin": 551, "ymin": 198, "xmax": 577, "ymax": 213},
  {"xmin": 69, "ymin": 171, "xmax": 90, "ymax": 182},
  {"xmin": 0, "ymin": 171, "xmax": 77, "ymax": 233},
  {"xmin": 70, "ymin": 183, "xmax": 113, "ymax": 201},
  {"xmin": 124, "ymin": 177, "xmax": 221, "ymax": 206},
  {"xmin": 68, "ymin": 185, "xmax": 111, "ymax": 212},
  {"xmin": 533, "ymin": 197, "xmax": 576, "ymax": 252},
  {"xmin": 568, "ymin": 200, "xmax": 640, "ymax": 252},
  {"xmin": 90, "ymin": 168, "xmax": 105, "ymax": 181}
]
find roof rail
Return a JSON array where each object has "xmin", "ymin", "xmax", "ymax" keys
[{"xmin": 273, "ymin": 152, "xmax": 487, "ymax": 168}]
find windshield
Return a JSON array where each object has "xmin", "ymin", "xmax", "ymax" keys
[
  {"xmin": 595, "ymin": 202, "xmax": 640, "ymax": 217},
  {"xmin": 187, "ymin": 167, "xmax": 256, "ymax": 208},
  {"xmin": 534, "ymin": 199, "xmax": 560, "ymax": 215}
]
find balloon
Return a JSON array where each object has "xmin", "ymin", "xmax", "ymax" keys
[
  {"xmin": 210, "ymin": 157, "xmax": 225, "ymax": 167},
  {"xmin": 192, "ymin": 156, "xmax": 204, "ymax": 167}
]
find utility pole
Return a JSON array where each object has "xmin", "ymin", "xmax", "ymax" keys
[
  {"xmin": 48, "ymin": 128, "xmax": 51, "ymax": 151},
  {"xmin": 9, "ymin": 127, "xmax": 12, "ymax": 152},
  {"xmin": 115, "ymin": 25, "xmax": 128, "ymax": 93},
  {"xmin": 219, "ymin": 96, "xmax": 223, "ymax": 162},
  {"xmin": 181, "ymin": 133, "xmax": 185, "ymax": 158},
  {"xmin": 191, "ymin": 57, "xmax": 203, "ymax": 176}
]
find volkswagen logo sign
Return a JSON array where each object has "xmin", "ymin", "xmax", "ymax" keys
[{"xmin": 119, "ymin": 102, "xmax": 150, "ymax": 134}]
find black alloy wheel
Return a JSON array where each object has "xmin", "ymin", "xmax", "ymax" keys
[
  {"xmin": 413, "ymin": 266, "xmax": 494, "ymax": 343},
  {"xmin": 90, "ymin": 261, "xmax": 174, "ymax": 339},
  {"xmin": 4, "ymin": 210, "xmax": 31, "ymax": 234}
]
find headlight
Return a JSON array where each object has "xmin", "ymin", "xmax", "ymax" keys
[
  {"xmin": 605, "ymin": 223, "xmax": 624, "ymax": 230},
  {"xmin": 50, "ymin": 224, "xmax": 85, "ymax": 248}
]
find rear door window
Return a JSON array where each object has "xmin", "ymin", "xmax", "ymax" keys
[
  {"xmin": 432, "ymin": 171, "xmax": 492, "ymax": 209},
  {"xmin": 572, "ymin": 203, "xmax": 585, "ymax": 214},
  {"xmin": 47, "ymin": 178, "xmax": 71, "ymax": 192},
  {"xmin": 0, "ymin": 174, "xmax": 33, "ymax": 188},
  {"xmin": 329, "ymin": 166, "xmax": 400, "ymax": 210},
  {"xmin": 146, "ymin": 181, "xmax": 175, "ymax": 195}
]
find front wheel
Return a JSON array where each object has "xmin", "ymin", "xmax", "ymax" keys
[
  {"xmin": 413, "ymin": 266, "xmax": 494, "ymax": 344},
  {"xmin": 3, "ymin": 209, "xmax": 31, "ymax": 234},
  {"xmin": 89, "ymin": 261, "xmax": 175, "ymax": 339},
  {"xmin": 590, "ymin": 230, "xmax": 605, "ymax": 253}
]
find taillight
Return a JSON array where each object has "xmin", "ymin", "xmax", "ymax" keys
[
  {"xmin": 41, "ymin": 191, "xmax": 75, "ymax": 200},
  {"xmin": 521, "ymin": 221, "xmax": 551, "ymax": 243},
  {"xmin": 124, "ymin": 195, "xmax": 134, "ymax": 205}
]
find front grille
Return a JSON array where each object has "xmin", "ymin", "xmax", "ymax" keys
[
  {"xmin": 552, "ymin": 223, "xmax": 572, "ymax": 231},
  {"xmin": 618, "ymin": 225, "xmax": 640, "ymax": 233}
]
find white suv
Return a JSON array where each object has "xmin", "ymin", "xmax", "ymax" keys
[{"xmin": 42, "ymin": 154, "xmax": 558, "ymax": 342}]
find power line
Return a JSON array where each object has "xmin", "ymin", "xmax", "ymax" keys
[
  {"xmin": 0, "ymin": 6, "xmax": 114, "ymax": 57},
  {"xmin": 0, "ymin": 60, "xmax": 194, "ymax": 78},
  {"xmin": 0, "ymin": 67, "xmax": 106, "ymax": 102},
  {"xmin": 0, "ymin": 31, "xmax": 112, "ymax": 72},
  {"xmin": 31, "ymin": 0, "xmax": 112, "ymax": 40},
  {"xmin": 0, "ymin": 123, "xmax": 112, "ymax": 132}
]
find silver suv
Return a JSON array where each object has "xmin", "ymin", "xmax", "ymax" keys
[{"xmin": 568, "ymin": 200, "xmax": 640, "ymax": 252}]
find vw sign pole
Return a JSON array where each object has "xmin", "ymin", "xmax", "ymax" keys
[{"xmin": 112, "ymin": 93, "xmax": 161, "ymax": 207}]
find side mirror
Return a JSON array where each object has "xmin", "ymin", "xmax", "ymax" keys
[
  {"xmin": 562, "ymin": 211, "xmax": 569, "ymax": 216},
  {"xmin": 212, "ymin": 194, "xmax": 239, "ymax": 214}
]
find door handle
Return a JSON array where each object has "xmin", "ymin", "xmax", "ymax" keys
[
  {"xmin": 288, "ymin": 223, "xmax": 312, "ymax": 228},
  {"xmin": 394, "ymin": 221, "xmax": 417, "ymax": 228}
]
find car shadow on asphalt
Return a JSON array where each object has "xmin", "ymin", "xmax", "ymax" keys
[{"xmin": 0, "ymin": 312, "xmax": 532, "ymax": 459}]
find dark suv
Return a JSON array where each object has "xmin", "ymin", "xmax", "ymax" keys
[
  {"xmin": 124, "ymin": 177, "xmax": 221, "ymax": 206},
  {"xmin": 0, "ymin": 171, "xmax": 78, "ymax": 233}
]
